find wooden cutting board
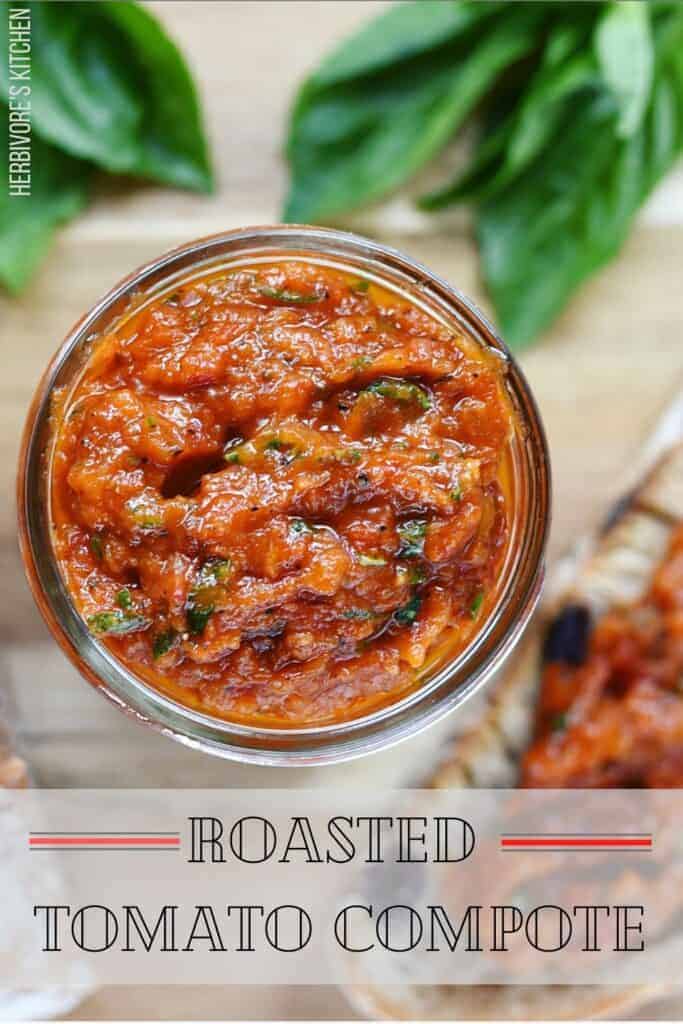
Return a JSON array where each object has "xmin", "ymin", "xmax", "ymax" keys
[{"xmin": 1, "ymin": 3, "xmax": 682, "ymax": 1019}]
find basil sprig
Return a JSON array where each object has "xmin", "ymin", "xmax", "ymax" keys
[
  {"xmin": 474, "ymin": 5, "xmax": 683, "ymax": 346},
  {"xmin": 284, "ymin": 2, "xmax": 545, "ymax": 224},
  {"xmin": 284, "ymin": 1, "xmax": 683, "ymax": 347},
  {"xmin": 0, "ymin": 1, "xmax": 213, "ymax": 292}
]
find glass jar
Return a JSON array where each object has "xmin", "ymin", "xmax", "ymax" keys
[{"xmin": 17, "ymin": 226, "xmax": 550, "ymax": 766}]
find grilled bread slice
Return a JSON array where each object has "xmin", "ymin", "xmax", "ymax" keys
[
  {"xmin": 431, "ymin": 442, "xmax": 683, "ymax": 791},
  {"xmin": 344, "ymin": 437, "xmax": 683, "ymax": 1020}
]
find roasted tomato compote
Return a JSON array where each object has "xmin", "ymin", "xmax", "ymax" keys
[{"xmin": 50, "ymin": 261, "xmax": 513, "ymax": 726}]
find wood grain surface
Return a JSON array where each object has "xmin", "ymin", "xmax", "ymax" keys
[{"xmin": 2, "ymin": 2, "xmax": 682, "ymax": 1019}]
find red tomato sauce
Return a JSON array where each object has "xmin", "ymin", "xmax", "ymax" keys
[{"xmin": 50, "ymin": 261, "xmax": 513, "ymax": 726}]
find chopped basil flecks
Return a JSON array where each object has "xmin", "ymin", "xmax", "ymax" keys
[
  {"xmin": 333, "ymin": 447, "xmax": 362, "ymax": 464},
  {"xmin": 342, "ymin": 608, "xmax": 374, "ymax": 620},
  {"xmin": 351, "ymin": 278, "xmax": 370, "ymax": 293},
  {"xmin": 352, "ymin": 355, "xmax": 371, "ymax": 371},
  {"xmin": 357, "ymin": 553, "xmax": 387, "ymax": 567},
  {"xmin": 365, "ymin": 378, "xmax": 431, "ymax": 411},
  {"xmin": 153, "ymin": 629, "xmax": 177, "ymax": 659},
  {"xmin": 186, "ymin": 558, "xmax": 233, "ymax": 635},
  {"xmin": 88, "ymin": 610, "xmax": 149, "ymax": 635},
  {"xmin": 116, "ymin": 588, "xmax": 133, "ymax": 610},
  {"xmin": 265, "ymin": 438, "xmax": 282, "ymax": 451},
  {"xmin": 223, "ymin": 436, "xmax": 245, "ymax": 463},
  {"xmin": 394, "ymin": 593, "xmax": 422, "ymax": 626},
  {"xmin": 203, "ymin": 559, "xmax": 232, "ymax": 586},
  {"xmin": 89, "ymin": 534, "xmax": 104, "ymax": 560},
  {"xmin": 186, "ymin": 604, "xmax": 213, "ymax": 636},
  {"xmin": 290, "ymin": 518, "xmax": 314, "ymax": 535},
  {"xmin": 551, "ymin": 711, "xmax": 568, "ymax": 733},
  {"xmin": 126, "ymin": 496, "xmax": 164, "ymax": 530},
  {"xmin": 258, "ymin": 286, "xmax": 322, "ymax": 304},
  {"xmin": 451, "ymin": 487, "xmax": 463, "ymax": 502},
  {"xmin": 397, "ymin": 518, "xmax": 427, "ymax": 558},
  {"xmin": 470, "ymin": 592, "xmax": 485, "ymax": 618}
]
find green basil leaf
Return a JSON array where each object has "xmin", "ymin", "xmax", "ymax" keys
[
  {"xmin": 421, "ymin": 19, "xmax": 600, "ymax": 209},
  {"xmin": 342, "ymin": 608, "xmax": 375, "ymax": 621},
  {"xmin": 479, "ymin": 9, "xmax": 683, "ymax": 349},
  {"xmin": 290, "ymin": 518, "xmax": 314, "ymax": 536},
  {"xmin": 0, "ymin": 1, "xmax": 212, "ymax": 192},
  {"xmin": 394, "ymin": 593, "xmax": 422, "ymax": 626},
  {"xmin": 596, "ymin": 0, "xmax": 654, "ymax": 137},
  {"xmin": 258, "ymin": 286, "xmax": 322, "ymax": 304},
  {"xmin": 364, "ymin": 378, "xmax": 432, "ymax": 410},
  {"xmin": 89, "ymin": 534, "xmax": 105, "ymax": 560},
  {"xmin": 551, "ymin": 711, "xmax": 568, "ymax": 733},
  {"xmin": 478, "ymin": 91, "xmax": 619, "ymax": 349},
  {"xmin": 419, "ymin": 118, "xmax": 513, "ymax": 209},
  {"xmin": 397, "ymin": 519, "xmax": 428, "ymax": 558},
  {"xmin": 542, "ymin": 13, "xmax": 600, "ymax": 69},
  {"xmin": 88, "ymin": 610, "xmax": 150, "ymax": 635},
  {"xmin": 284, "ymin": 5, "xmax": 548, "ymax": 222},
  {"xmin": 186, "ymin": 558, "xmax": 233, "ymax": 635},
  {"xmin": 357, "ymin": 553, "xmax": 388, "ymax": 567},
  {"xmin": 153, "ymin": 629, "xmax": 178, "ymax": 659},
  {"xmin": 497, "ymin": 56, "xmax": 597, "ymax": 187},
  {"xmin": 186, "ymin": 604, "xmax": 213, "ymax": 636},
  {"xmin": 0, "ymin": 116, "xmax": 90, "ymax": 293},
  {"xmin": 310, "ymin": 1, "xmax": 505, "ymax": 89}
]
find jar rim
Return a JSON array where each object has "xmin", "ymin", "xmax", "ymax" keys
[{"xmin": 17, "ymin": 225, "xmax": 551, "ymax": 766}]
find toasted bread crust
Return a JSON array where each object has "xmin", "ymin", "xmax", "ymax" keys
[{"xmin": 344, "ymin": 443, "xmax": 683, "ymax": 1020}]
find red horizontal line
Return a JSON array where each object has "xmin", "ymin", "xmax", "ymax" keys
[
  {"xmin": 501, "ymin": 837, "xmax": 651, "ymax": 848},
  {"xmin": 29, "ymin": 836, "xmax": 180, "ymax": 847},
  {"xmin": 29, "ymin": 831, "xmax": 180, "ymax": 836}
]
